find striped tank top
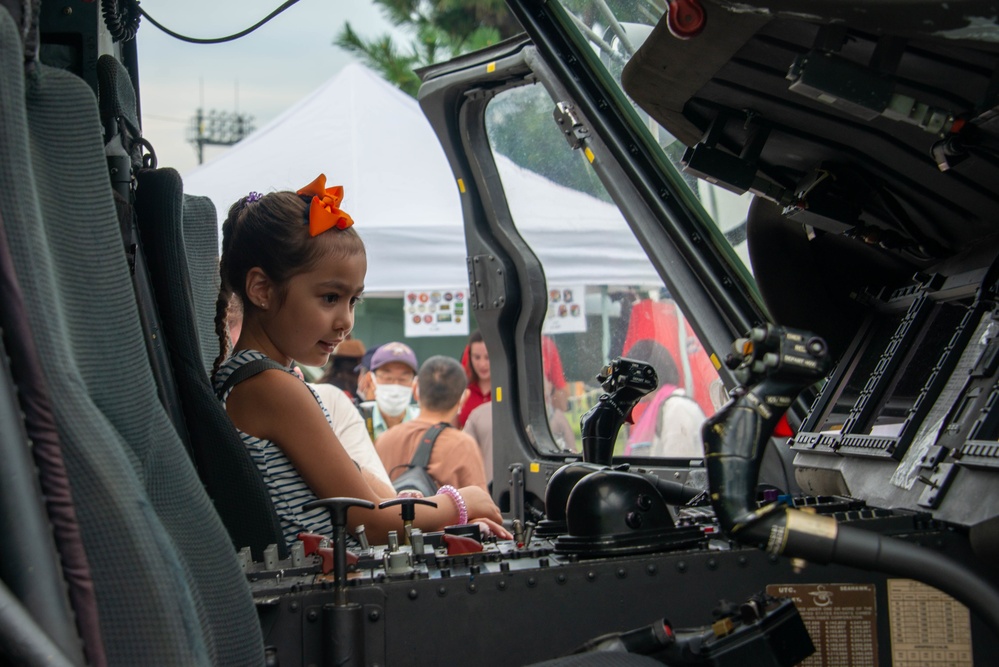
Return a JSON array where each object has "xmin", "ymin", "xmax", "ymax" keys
[{"xmin": 214, "ymin": 349, "xmax": 333, "ymax": 548}]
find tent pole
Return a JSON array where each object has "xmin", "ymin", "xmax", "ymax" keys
[
  {"xmin": 676, "ymin": 306, "xmax": 694, "ymax": 395},
  {"xmin": 601, "ymin": 286, "xmax": 611, "ymax": 365}
]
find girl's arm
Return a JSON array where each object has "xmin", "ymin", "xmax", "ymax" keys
[
  {"xmin": 361, "ymin": 467, "xmax": 396, "ymax": 498},
  {"xmin": 226, "ymin": 370, "xmax": 504, "ymax": 542}
]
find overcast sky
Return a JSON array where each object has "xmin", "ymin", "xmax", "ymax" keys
[{"xmin": 136, "ymin": 0, "xmax": 400, "ymax": 174}]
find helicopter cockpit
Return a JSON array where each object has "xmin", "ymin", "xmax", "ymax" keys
[{"xmin": 2, "ymin": 1, "xmax": 999, "ymax": 666}]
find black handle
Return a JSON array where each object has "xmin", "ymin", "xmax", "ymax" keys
[
  {"xmin": 379, "ymin": 497, "xmax": 438, "ymax": 521},
  {"xmin": 303, "ymin": 497, "xmax": 375, "ymax": 600},
  {"xmin": 581, "ymin": 357, "xmax": 658, "ymax": 465},
  {"xmin": 304, "ymin": 497, "xmax": 376, "ymax": 526},
  {"xmin": 703, "ymin": 325, "xmax": 830, "ymax": 538}
]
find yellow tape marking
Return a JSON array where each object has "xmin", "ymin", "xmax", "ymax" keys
[
  {"xmin": 495, "ymin": 386, "xmax": 502, "ymax": 402},
  {"xmin": 530, "ymin": 462, "xmax": 540, "ymax": 473},
  {"xmin": 584, "ymin": 146, "xmax": 595, "ymax": 163},
  {"xmin": 487, "ymin": 62, "xmax": 496, "ymax": 73},
  {"xmin": 457, "ymin": 178, "xmax": 466, "ymax": 193}
]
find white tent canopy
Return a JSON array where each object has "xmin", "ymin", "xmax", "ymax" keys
[{"xmin": 183, "ymin": 62, "xmax": 660, "ymax": 294}]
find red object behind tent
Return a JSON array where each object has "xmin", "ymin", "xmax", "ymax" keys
[{"xmin": 623, "ymin": 299, "xmax": 720, "ymax": 417}]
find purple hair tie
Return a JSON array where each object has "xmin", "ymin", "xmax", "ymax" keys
[{"xmin": 245, "ymin": 191, "xmax": 263, "ymax": 203}]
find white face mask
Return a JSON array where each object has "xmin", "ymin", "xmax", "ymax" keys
[{"xmin": 374, "ymin": 382, "xmax": 413, "ymax": 417}]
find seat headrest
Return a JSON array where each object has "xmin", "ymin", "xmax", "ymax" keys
[{"xmin": 1, "ymin": 0, "xmax": 40, "ymax": 65}]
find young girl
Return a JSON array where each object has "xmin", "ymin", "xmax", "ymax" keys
[{"xmin": 213, "ymin": 175, "xmax": 508, "ymax": 547}]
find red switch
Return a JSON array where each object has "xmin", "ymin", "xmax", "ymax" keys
[
  {"xmin": 317, "ymin": 547, "xmax": 334, "ymax": 574},
  {"xmin": 297, "ymin": 532, "xmax": 328, "ymax": 556},
  {"xmin": 667, "ymin": 0, "xmax": 706, "ymax": 39},
  {"xmin": 317, "ymin": 547, "xmax": 358, "ymax": 575},
  {"xmin": 773, "ymin": 414, "xmax": 794, "ymax": 438},
  {"xmin": 444, "ymin": 534, "xmax": 483, "ymax": 556}
]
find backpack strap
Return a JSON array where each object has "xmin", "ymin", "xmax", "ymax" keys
[
  {"xmin": 358, "ymin": 402, "xmax": 377, "ymax": 442},
  {"xmin": 409, "ymin": 422, "xmax": 450, "ymax": 469},
  {"xmin": 216, "ymin": 358, "xmax": 288, "ymax": 399}
]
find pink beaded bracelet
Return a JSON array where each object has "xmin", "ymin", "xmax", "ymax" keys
[{"xmin": 438, "ymin": 485, "xmax": 468, "ymax": 525}]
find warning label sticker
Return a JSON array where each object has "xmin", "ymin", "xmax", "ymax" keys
[
  {"xmin": 888, "ymin": 579, "xmax": 972, "ymax": 667},
  {"xmin": 767, "ymin": 583, "xmax": 878, "ymax": 666}
]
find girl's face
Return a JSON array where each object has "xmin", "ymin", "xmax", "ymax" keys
[
  {"xmin": 258, "ymin": 252, "xmax": 367, "ymax": 367},
  {"xmin": 470, "ymin": 341, "xmax": 490, "ymax": 384}
]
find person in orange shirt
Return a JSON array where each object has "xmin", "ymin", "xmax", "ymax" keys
[{"xmin": 377, "ymin": 355, "xmax": 489, "ymax": 492}]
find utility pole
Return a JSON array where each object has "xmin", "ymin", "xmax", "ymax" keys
[{"xmin": 187, "ymin": 108, "xmax": 254, "ymax": 164}]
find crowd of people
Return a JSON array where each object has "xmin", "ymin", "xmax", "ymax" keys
[
  {"xmin": 212, "ymin": 176, "xmax": 708, "ymax": 549},
  {"xmin": 315, "ymin": 330, "xmax": 571, "ymax": 494}
]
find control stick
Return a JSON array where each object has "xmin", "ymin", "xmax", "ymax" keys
[
  {"xmin": 581, "ymin": 357, "xmax": 658, "ymax": 465},
  {"xmin": 302, "ymin": 497, "xmax": 375, "ymax": 603},
  {"xmin": 302, "ymin": 497, "xmax": 376, "ymax": 667},
  {"xmin": 378, "ymin": 497, "xmax": 438, "ymax": 546}
]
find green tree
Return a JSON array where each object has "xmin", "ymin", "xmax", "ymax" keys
[
  {"xmin": 336, "ymin": 1, "xmax": 665, "ymax": 200},
  {"xmin": 485, "ymin": 84, "xmax": 612, "ymax": 202},
  {"xmin": 336, "ymin": 0, "xmax": 521, "ymax": 97}
]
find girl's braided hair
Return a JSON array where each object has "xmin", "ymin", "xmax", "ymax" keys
[{"xmin": 212, "ymin": 190, "xmax": 365, "ymax": 377}]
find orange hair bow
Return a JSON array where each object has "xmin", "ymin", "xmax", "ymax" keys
[{"xmin": 296, "ymin": 174, "xmax": 355, "ymax": 236}]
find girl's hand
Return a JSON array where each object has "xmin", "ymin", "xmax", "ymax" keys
[
  {"xmin": 473, "ymin": 518, "xmax": 513, "ymax": 540},
  {"xmin": 457, "ymin": 485, "xmax": 503, "ymax": 523}
]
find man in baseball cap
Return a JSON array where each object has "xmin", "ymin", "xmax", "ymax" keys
[{"xmin": 359, "ymin": 342, "xmax": 419, "ymax": 441}]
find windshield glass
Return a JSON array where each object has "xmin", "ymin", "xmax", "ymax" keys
[
  {"xmin": 555, "ymin": 0, "xmax": 753, "ymax": 270},
  {"xmin": 486, "ymin": 83, "xmax": 725, "ymax": 460}
]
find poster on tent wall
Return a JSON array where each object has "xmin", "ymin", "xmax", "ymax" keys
[
  {"xmin": 404, "ymin": 289, "xmax": 470, "ymax": 338},
  {"xmin": 543, "ymin": 284, "xmax": 587, "ymax": 334}
]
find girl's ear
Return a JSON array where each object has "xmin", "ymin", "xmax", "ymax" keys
[{"xmin": 244, "ymin": 267, "xmax": 274, "ymax": 311}]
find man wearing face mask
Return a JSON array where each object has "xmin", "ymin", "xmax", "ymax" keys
[
  {"xmin": 376, "ymin": 356, "xmax": 488, "ymax": 492},
  {"xmin": 359, "ymin": 342, "xmax": 420, "ymax": 441}
]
